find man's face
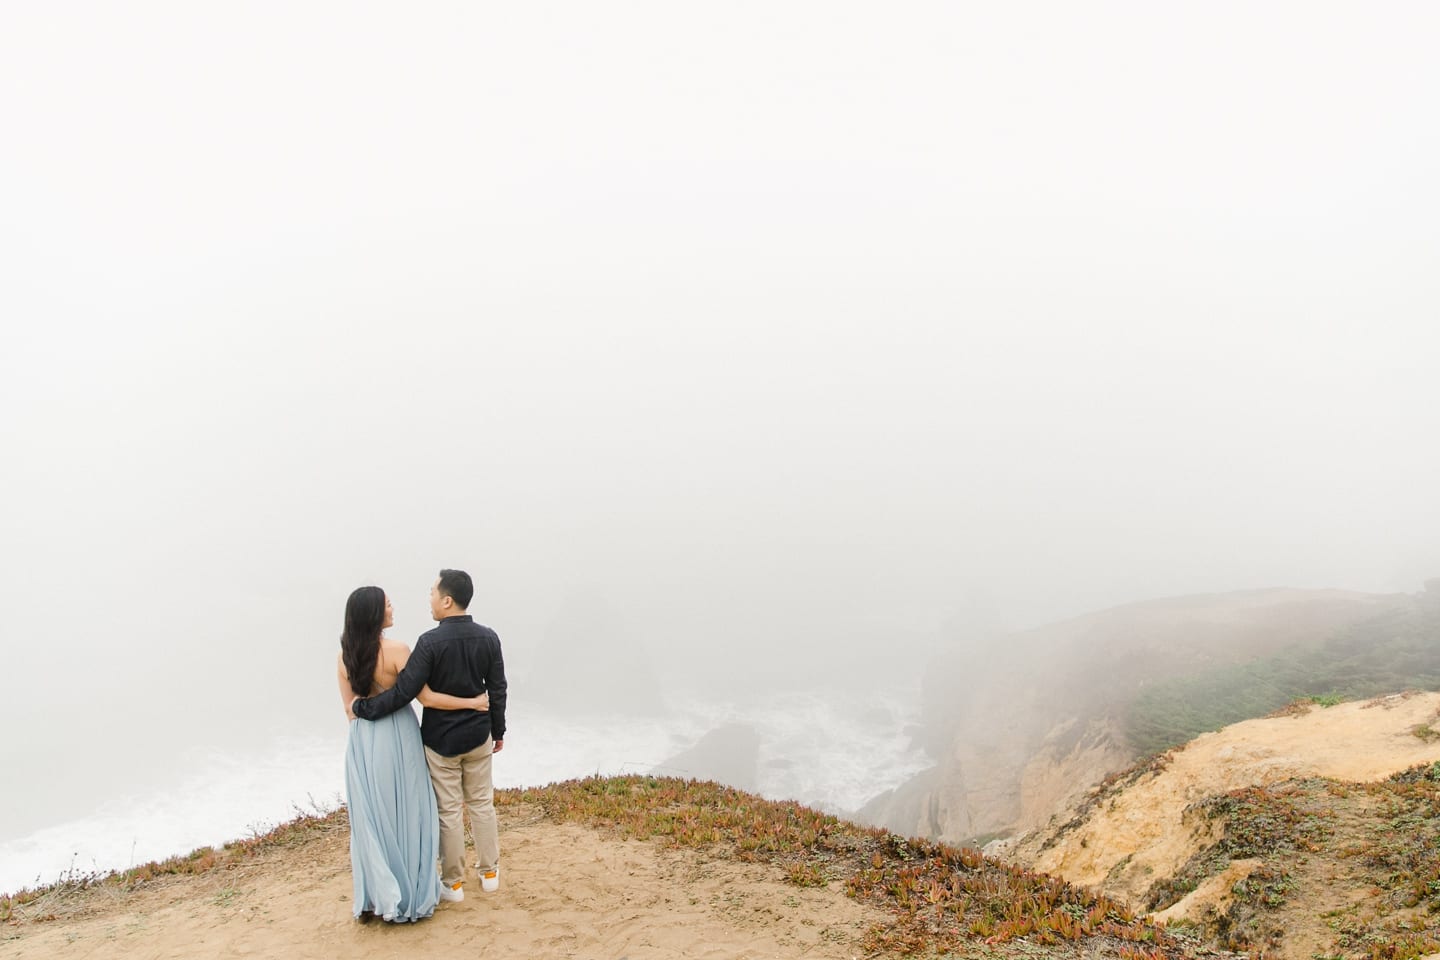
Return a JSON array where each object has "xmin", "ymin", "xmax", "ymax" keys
[{"xmin": 429, "ymin": 579, "xmax": 448, "ymax": 621}]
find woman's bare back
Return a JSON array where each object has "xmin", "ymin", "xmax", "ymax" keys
[{"xmin": 369, "ymin": 638, "xmax": 411, "ymax": 694}]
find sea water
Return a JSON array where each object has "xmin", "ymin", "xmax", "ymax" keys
[{"xmin": 0, "ymin": 684, "xmax": 930, "ymax": 895}]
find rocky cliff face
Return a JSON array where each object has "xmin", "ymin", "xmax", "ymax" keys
[
  {"xmin": 859, "ymin": 701, "xmax": 1134, "ymax": 845},
  {"xmin": 860, "ymin": 587, "xmax": 1403, "ymax": 845}
]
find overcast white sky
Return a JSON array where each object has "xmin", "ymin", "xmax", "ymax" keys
[{"xmin": 2, "ymin": 2, "xmax": 1438, "ymax": 832}]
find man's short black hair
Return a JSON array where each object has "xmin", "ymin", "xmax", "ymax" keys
[{"xmin": 437, "ymin": 569, "xmax": 474, "ymax": 610}]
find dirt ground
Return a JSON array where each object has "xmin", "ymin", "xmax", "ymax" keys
[{"xmin": 1, "ymin": 804, "xmax": 887, "ymax": 960}]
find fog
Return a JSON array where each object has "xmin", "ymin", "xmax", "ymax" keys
[{"xmin": 2, "ymin": 3, "xmax": 1438, "ymax": 841}]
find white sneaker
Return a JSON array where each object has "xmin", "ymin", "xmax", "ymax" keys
[
  {"xmin": 438, "ymin": 882, "xmax": 464, "ymax": 903},
  {"xmin": 480, "ymin": 868, "xmax": 500, "ymax": 893}
]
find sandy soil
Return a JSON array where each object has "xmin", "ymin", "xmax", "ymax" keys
[
  {"xmin": 1149, "ymin": 858, "xmax": 1263, "ymax": 925},
  {"xmin": 1, "ymin": 804, "xmax": 886, "ymax": 960},
  {"xmin": 1021, "ymin": 691, "xmax": 1440, "ymax": 904}
]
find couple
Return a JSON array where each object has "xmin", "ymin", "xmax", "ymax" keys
[{"xmin": 336, "ymin": 568, "xmax": 508, "ymax": 923}]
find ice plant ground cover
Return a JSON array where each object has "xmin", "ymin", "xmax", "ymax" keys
[
  {"xmin": 4, "ymin": 775, "xmax": 1217, "ymax": 958},
  {"xmin": 15, "ymin": 770, "xmax": 1440, "ymax": 957}
]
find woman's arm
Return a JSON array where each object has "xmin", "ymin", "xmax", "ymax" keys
[{"xmin": 336, "ymin": 656, "xmax": 357, "ymax": 720}]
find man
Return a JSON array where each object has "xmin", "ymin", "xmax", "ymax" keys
[{"xmin": 352, "ymin": 568, "xmax": 507, "ymax": 902}]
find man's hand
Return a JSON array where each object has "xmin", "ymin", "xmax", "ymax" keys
[
  {"xmin": 492, "ymin": 739, "xmax": 504, "ymax": 754},
  {"xmin": 348, "ymin": 696, "xmax": 360, "ymax": 720}
]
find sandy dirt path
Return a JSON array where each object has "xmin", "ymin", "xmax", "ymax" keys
[{"xmin": 2, "ymin": 806, "xmax": 885, "ymax": 960}]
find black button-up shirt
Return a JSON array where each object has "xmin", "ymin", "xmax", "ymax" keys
[{"xmin": 353, "ymin": 614, "xmax": 507, "ymax": 757}]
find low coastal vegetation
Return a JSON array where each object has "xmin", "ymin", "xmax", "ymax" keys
[
  {"xmin": 5, "ymin": 776, "xmax": 1216, "ymax": 957},
  {"xmin": 13, "ymin": 767, "xmax": 1440, "ymax": 957},
  {"xmin": 1143, "ymin": 761, "xmax": 1440, "ymax": 958},
  {"xmin": 513, "ymin": 776, "xmax": 1209, "ymax": 956}
]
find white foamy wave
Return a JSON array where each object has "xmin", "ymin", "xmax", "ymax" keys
[
  {"xmin": 0, "ymin": 735, "xmax": 346, "ymax": 897},
  {"xmin": 659, "ymin": 683, "xmax": 931, "ymax": 814},
  {"xmin": 755, "ymin": 688, "xmax": 930, "ymax": 814},
  {"xmin": 490, "ymin": 704, "xmax": 701, "ymax": 789}
]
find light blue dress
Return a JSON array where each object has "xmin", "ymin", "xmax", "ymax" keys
[{"xmin": 345, "ymin": 704, "xmax": 441, "ymax": 922}]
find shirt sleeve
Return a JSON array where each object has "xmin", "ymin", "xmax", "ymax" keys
[
  {"xmin": 487, "ymin": 634, "xmax": 508, "ymax": 742},
  {"xmin": 353, "ymin": 638, "xmax": 434, "ymax": 721}
]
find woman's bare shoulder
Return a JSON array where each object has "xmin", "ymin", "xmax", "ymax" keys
[{"xmin": 377, "ymin": 636, "xmax": 411, "ymax": 669}]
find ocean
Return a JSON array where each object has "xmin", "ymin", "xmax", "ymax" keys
[{"xmin": 0, "ymin": 685, "xmax": 930, "ymax": 896}]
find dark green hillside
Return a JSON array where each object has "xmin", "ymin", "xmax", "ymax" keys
[{"xmin": 1125, "ymin": 591, "xmax": 1440, "ymax": 756}]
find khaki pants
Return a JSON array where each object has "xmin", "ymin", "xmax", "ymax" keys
[{"xmin": 426, "ymin": 738, "xmax": 499, "ymax": 887}]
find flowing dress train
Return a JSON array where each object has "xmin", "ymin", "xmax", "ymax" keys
[{"xmin": 345, "ymin": 705, "xmax": 441, "ymax": 922}]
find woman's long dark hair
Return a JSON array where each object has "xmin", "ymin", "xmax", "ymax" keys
[{"xmin": 341, "ymin": 586, "xmax": 386, "ymax": 697}]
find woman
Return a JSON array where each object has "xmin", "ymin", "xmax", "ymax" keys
[{"xmin": 337, "ymin": 585, "xmax": 487, "ymax": 922}]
